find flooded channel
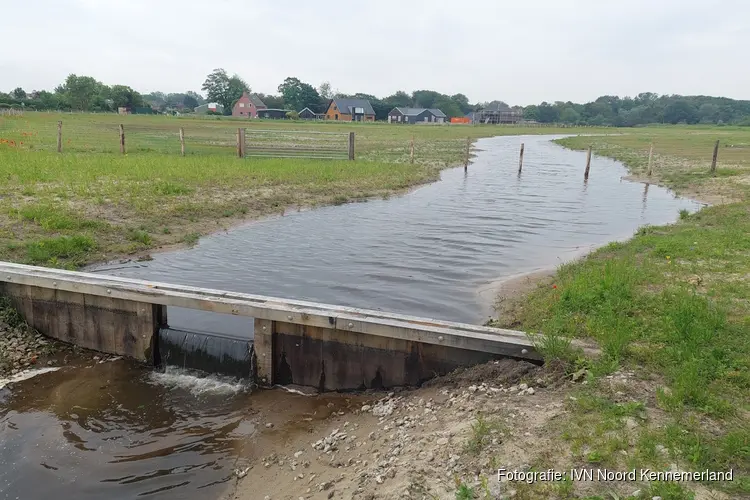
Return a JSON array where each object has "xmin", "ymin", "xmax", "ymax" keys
[
  {"xmin": 92, "ymin": 134, "xmax": 702, "ymax": 334},
  {"xmin": 2, "ymin": 134, "xmax": 703, "ymax": 499}
]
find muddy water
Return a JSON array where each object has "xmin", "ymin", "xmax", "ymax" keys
[
  {"xmin": 91, "ymin": 134, "xmax": 702, "ymax": 335},
  {"xmin": 0, "ymin": 363, "xmax": 363, "ymax": 499}
]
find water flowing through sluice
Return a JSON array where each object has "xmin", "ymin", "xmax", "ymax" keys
[{"xmin": 157, "ymin": 327, "xmax": 253, "ymax": 380}]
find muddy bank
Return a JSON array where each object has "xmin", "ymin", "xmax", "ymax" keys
[{"xmin": 226, "ymin": 359, "xmax": 550, "ymax": 500}]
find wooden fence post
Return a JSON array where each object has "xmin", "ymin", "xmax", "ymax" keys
[
  {"xmin": 179, "ymin": 127, "xmax": 185, "ymax": 156},
  {"xmin": 518, "ymin": 143, "xmax": 525, "ymax": 173},
  {"xmin": 464, "ymin": 137, "xmax": 471, "ymax": 172},
  {"xmin": 56, "ymin": 121, "xmax": 62, "ymax": 153},
  {"xmin": 410, "ymin": 136, "xmax": 415, "ymax": 164},
  {"xmin": 348, "ymin": 132, "xmax": 355, "ymax": 161},
  {"xmin": 584, "ymin": 145, "xmax": 592, "ymax": 180},
  {"xmin": 710, "ymin": 139, "xmax": 719, "ymax": 174},
  {"xmin": 237, "ymin": 128, "xmax": 246, "ymax": 158},
  {"xmin": 647, "ymin": 143, "xmax": 654, "ymax": 176},
  {"xmin": 119, "ymin": 124, "xmax": 125, "ymax": 154}
]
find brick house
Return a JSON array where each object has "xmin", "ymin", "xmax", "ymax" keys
[
  {"xmin": 232, "ymin": 91, "xmax": 267, "ymax": 118},
  {"xmin": 324, "ymin": 98, "xmax": 375, "ymax": 122}
]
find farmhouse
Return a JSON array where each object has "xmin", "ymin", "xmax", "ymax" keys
[
  {"xmin": 324, "ymin": 98, "xmax": 375, "ymax": 122},
  {"xmin": 387, "ymin": 107, "xmax": 447, "ymax": 124},
  {"xmin": 298, "ymin": 107, "xmax": 324, "ymax": 120},
  {"xmin": 232, "ymin": 91, "xmax": 267, "ymax": 118},
  {"xmin": 194, "ymin": 102, "xmax": 224, "ymax": 114}
]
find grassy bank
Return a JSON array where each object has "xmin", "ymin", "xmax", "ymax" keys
[
  {"xmin": 491, "ymin": 129, "xmax": 750, "ymax": 498},
  {"xmin": 0, "ymin": 112, "xmax": 598, "ymax": 268}
]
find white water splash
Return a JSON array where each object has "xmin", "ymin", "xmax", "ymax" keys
[
  {"xmin": 0, "ymin": 367, "xmax": 60, "ymax": 390},
  {"xmin": 148, "ymin": 366, "xmax": 248, "ymax": 396}
]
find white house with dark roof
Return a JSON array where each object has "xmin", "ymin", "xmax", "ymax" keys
[{"xmin": 387, "ymin": 107, "xmax": 447, "ymax": 124}]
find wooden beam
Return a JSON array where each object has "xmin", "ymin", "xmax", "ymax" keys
[{"xmin": 0, "ymin": 262, "xmax": 538, "ymax": 360}]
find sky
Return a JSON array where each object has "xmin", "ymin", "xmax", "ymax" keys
[{"xmin": 1, "ymin": 0, "xmax": 748, "ymax": 105}]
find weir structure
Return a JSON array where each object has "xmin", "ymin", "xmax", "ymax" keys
[{"xmin": 0, "ymin": 262, "xmax": 540, "ymax": 391}]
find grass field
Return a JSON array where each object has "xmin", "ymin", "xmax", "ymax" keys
[
  {"xmin": 0, "ymin": 112, "xmax": 599, "ymax": 268},
  {"xmin": 489, "ymin": 127, "xmax": 750, "ymax": 498}
]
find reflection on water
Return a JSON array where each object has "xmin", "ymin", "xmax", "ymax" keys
[
  {"xmin": 0, "ymin": 362, "xmax": 361, "ymax": 499},
  {"xmin": 90, "ymin": 135, "xmax": 703, "ymax": 334},
  {"xmin": 0, "ymin": 362, "xmax": 250, "ymax": 499}
]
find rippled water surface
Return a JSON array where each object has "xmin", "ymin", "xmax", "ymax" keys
[
  {"xmin": 91, "ymin": 135, "xmax": 702, "ymax": 334},
  {"xmin": 0, "ymin": 363, "xmax": 358, "ymax": 499}
]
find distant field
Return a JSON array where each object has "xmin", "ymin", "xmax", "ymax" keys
[{"xmin": 0, "ymin": 112, "xmax": 604, "ymax": 268}]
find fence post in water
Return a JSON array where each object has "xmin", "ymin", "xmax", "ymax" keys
[
  {"xmin": 348, "ymin": 132, "xmax": 355, "ymax": 160},
  {"xmin": 710, "ymin": 139, "xmax": 720, "ymax": 175},
  {"xmin": 179, "ymin": 127, "xmax": 185, "ymax": 156},
  {"xmin": 56, "ymin": 120, "xmax": 62, "ymax": 153},
  {"xmin": 119, "ymin": 124, "xmax": 125, "ymax": 154},
  {"xmin": 584, "ymin": 145, "xmax": 592, "ymax": 180},
  {"xmin": 647, "ymin": 143, "xmax": 654, "ymax": 176},
  {"xmin": 410, "ymin": 136, "xmax": 415, "ymax": 164},
  {"xmin": 518, "ymin": 142, "xmax": 525, "ymax": 173},
  {"xmin": 464, "ymin": 136, "xmax": 471, "ymax": 171}
]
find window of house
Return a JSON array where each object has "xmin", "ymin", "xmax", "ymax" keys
[
  {"xmin": 404, "ymin": 116, "xmax": 409, "ymax": 123},
  {"xmin": 335, "ymin": 114, "xmax": 339, "ymax": 120},
  {"xmin": 239, "ymin": 102, "xmax": 245, "ymax": 108},
  {"xmin": 397, "ymin": 115, "xmax": 401, "ymax": 122}
]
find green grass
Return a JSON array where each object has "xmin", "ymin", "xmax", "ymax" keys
[
  {"xmin": 489, "ymin": 128, "xmax": 750, "ymax": 497},
  {"xmin": 0, "ymin": 112, "xmax": 606, "ymax": 267},
  {"xmin": 464, "ymin": 414, "xmax": 506, "ymax": 455}
]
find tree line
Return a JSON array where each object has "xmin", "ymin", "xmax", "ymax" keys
[{"xmin": 4, "ymin": 70, "xmax": 750, "ymax": 126}]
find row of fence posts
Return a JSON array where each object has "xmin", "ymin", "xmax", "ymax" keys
[
  {"xmin": 52, "ymin": 122, "xmax": 355, "ymax": 160},
  {"xmin": 486, "ymin": 138, "xmax": 722, "ymax": 180},
  {"xmin": 47, "ymin": 124, "xmax": 725, "ymax": 174}
]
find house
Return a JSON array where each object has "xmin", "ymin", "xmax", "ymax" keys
[
  {"xmin": 324, "ymin": 98, "xmax": 375, "ymax": 122},
  {"xmin": 298, "ymin": 107, "xmax": 324, "ymax": 120},
  {"xmin": 194, "ymin": 102, "xmax": 224, "ymax": 114},
  {"xmin": 232, "ymin": 91, "xmax": 267, "ymax": 118},
  {"xmin": 387, "ymin": 107, "xmax": 447, "ymax": 124},
  {"xmin": 257, "ymin": 108, "xmax": 290, "ymax": 119},
  {"xmin": 469, "ymin": 102, "xmax": 524, "ymax": 124}
]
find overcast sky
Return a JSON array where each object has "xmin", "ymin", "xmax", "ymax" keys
[{"xmin": 1, "ymin": 0, "xmax": 747, "ymax": 105}]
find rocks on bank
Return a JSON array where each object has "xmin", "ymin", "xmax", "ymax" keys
[{"xmin": 0, "ymin": 303, "xmax": 57, "ymax": 377}]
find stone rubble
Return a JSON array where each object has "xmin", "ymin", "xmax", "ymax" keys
[
  {"xmin": 254, "ymin": 374, "xmax": 550, "ymax": 499},
  {"xmin": 0, "ymin": 317, "xmax": 57, "ymax": 377}
]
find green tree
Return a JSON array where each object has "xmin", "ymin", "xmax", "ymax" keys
[
  {"xmin": 201, "ymin": 69, "xmax": 248, "ymax": 113},
  {"xmin": 412, "ymin": 90, "xmax": 441, "ymax": 108},
  {"xmin": 278, "ymin": 77, "xmax": 322, "ymax": 111},
  {"xmin": 559, "ymin": 107, "xmax": 581, "ymax": 124},
  {"xmin": 56, "ymin": 74, "xmax": 104, "ymax": 111},
  {"xmin": 523, "ymin": 105, "xmax": 539, "ymax": 121},
  {"xmin": 663, "ymin": 100, "xmax": 698, "ymax": 124},
  {"xmin": 450, "ymin": 93, "xmax": 472, "ymax": 114},
  {"xmin": 383, "ymin": 91, "xmax": 411, "ymax": 108},
  {"xmin": 255, "ymin": 93, "xmax": 284, "ymax": 109},
  {"xmin": 183, "ymin": 94, "xmax": 199, "ymax": 110},
  {"xmin": 109, "ymin": 85, "xmax": 143, "ymax": 109},
  {"xmin": 11, "ymin": 87, "xmax": 26, "ymax": 99},
  {"xmin": 433, "ymin": 97, "xmax": 462, "ymax": 118}
]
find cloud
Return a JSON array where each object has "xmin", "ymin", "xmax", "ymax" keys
[{"xmin": 0, "ymin": 0, "xmax": 747, "ymax": 104}]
